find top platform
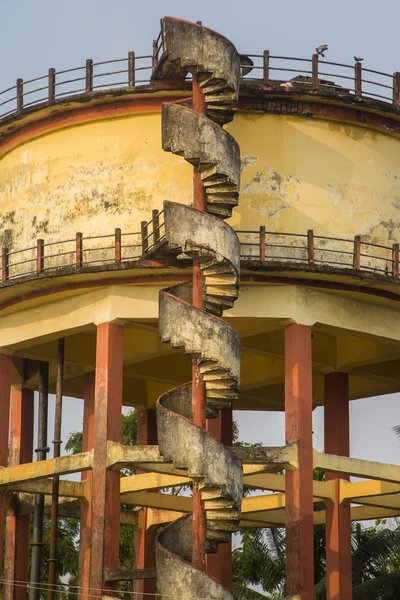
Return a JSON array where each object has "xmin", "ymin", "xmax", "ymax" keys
[{"xmin": 0, "ymin": 46, "xmax": 399, "ymax": 129}]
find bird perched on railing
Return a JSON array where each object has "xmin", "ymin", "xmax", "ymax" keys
[
  {"xmin": 316, "ymin": 44, "xmax": 328, "ymax": 57},
  {"xmin": 280, "ymin": 82, "xmax": 294, "ymax": 90},
  {"xmin": 354, "ymin": 56, "xmax": 364, "ymax": 63}
]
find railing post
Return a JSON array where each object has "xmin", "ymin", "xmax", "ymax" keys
[
  {"xmin": 16, "ymin": 79, "xmax": 23, "ymax": 113},
  {"xmin": 85, "ymin": 59, "xmax": 93, "ymax": 93},
  {"xmin": 355, "ymin": 62, "xmax": 362, "ymax": 97},
  {"xmin": 48, "ymin": 68, "xmax": 56, "ymax": 104},
  {"xmin": 128, "ymin": 52, "xmax": 136, "ymax": 88},
  {"xmin": 393, "ymin": 72, "xmax": 400, "ymax": 106},
  {"xmin": 152, "ymin": 40, "xmax": 158, "ymax": 72},
  {"xmin": 115, "ymin": 228, "xmax": 121, "ymax": 264},
  {"xmin": 307, "ymin": 229, "xmax": 314, "ymax": 263},
  {"xmin": 312, "ymin": 54, "xmax": 319, "ymax": 91},
  {"xmin": 141, "ymin": 221, "xmax": 148, "ymax": 253},
  {"xmin": 76, "ymin": 232, "xmax": 82, "ymax": 268},
  {"xmin": 259, "ymin": 226, "xmax": 266, "ymax": 260},
  {"xmin": 2, "ymin": 247, "xmax": 8, "ymax": 282},
  {"xmin": 392, "ymin": 243, "xmax": 399, "ymax": 277},
  {"xmin": 353, "ymin": 235, "xmax": 361, "ymax": 270},
  {"xmin": 263, "ymin": 51, "xmax": 270, "ymax": 87},
  {"xmin": 152, "ymin": 210, "xmax": 160, "ymax": 246},
  {"xmin": 37, "ymin": 239, "xmax": 44, "ymax": 274}
]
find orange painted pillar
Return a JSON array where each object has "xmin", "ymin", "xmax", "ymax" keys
[
  {"xmin": 206, "ymin": 408, "xmax": 233, "ymax": 589},
  {"xmin": 79, "ymin": 372, "xmax": 95, "ymax": 599},
  {"xmin": 89, "ymin": 323, "xmax": 123, "ymax": 598},
  {"xmin": 324, "ymin": 372, "xmax": 352, "ymax": 600},
  {"xmin": 0, "ymin": 355, "xmax": 12, "ymax": 582},
  {"xmin": 284, "ymin": 324, "xmax": 314, "ymax": 600},
  {"xmin": 4, "ymin": 387, "xmax": 34, "ymax": 600},
  {"xmin": 133, "ymin": 409, "xmax": 158, "ymax": 598}
]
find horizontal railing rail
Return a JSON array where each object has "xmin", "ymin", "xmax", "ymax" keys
[
  {"xmin": 2, "ymin": 219, "xmax": 400, "ymax": 284},
  {"xmin": 242, "ymin": 53, "xmax": 399, "ymax": 105},
  {"xmin": 1, "ymin": 47, "xmax": 399, "ymax": 124},
  {"xmin": 0, "ymin": 53, "xmax": 153, "ymax": 122},
  {"xmin": 237, "ymin": 228, "xmax": 399, "ymax": 276}
]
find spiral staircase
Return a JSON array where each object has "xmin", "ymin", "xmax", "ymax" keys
[{"xmin": 148, "ymin": 17, "xmax": 244, "ymax": 599}]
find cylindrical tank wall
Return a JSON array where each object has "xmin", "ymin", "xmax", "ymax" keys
[{"xmin": 1, "ymin": 110, "xmax": 399, "ymax": 253}]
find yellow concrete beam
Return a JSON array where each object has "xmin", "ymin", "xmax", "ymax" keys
[
  {"xmin": 336, "ymin": 335, "xmax": 400, "ymax": 371},
  {"xmin": 313, "ymin": 449, "xmax": 400, "ymax": 483},
  {"xmin": 6, "ymin": 478, "xmax": 89, "ymax": 500},
  {"xmin": 240, "ymin": 353, "xmax": 284, "ymax": 390},
  {"xmin": 121, "ymin": 491, "xmax": 191, "ymax": 513},
  {"xmin": 120, "ymin": 473, "xmax": 191, "ymax": 495},
  {"xmin": 242, "ymin": 493, "xmax": 286, "ymax": 513},
  {"xmin": 146, "ymin": 508, "xmax": 186, "ymax": 530},
  {"xmin": 352, "ymin": 494, "xmax": 400, "ymax": 511},
  {"xmin": 340, "ymin": 479, "xmax": 400, "ymax": 502},
  {"xmin": 107, "ymin": 441, "xmax": 164, "ymax": 470},
  {"xmin": 243, "ymin": 472, "xmax": 335, "ymax": 501},
  {"xmin": 313, "ymin": 505, "xmax": 400, "ymax": 525},
  {"xmin": 232, "ymin": 443, "xmax": 298, "ymax": 470},
  {"xmin": 241, "ymin": 328, "xmax": 335, "ymax": 373},
  {"xmin": 243, "ymin": 472, "xmax": 286, "ymax": 492},
  {"xmin": 0, "ymin": 451, "xmax": 93, "ymax": 486},
  {"xmin": 242, "ymin": 465, "xmax": 282, "ymax": 476},
  {"xmin": 108, "ymin": 443, "xmax": 298, "ymax": 475}
]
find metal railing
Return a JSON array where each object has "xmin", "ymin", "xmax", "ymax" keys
[
  {"xmin": 2, "ymin": 219, "xmax": 400, "ymax": 284},
  {"xmin": 3, "ymin": 228, "xmax": 143, "ymax": 281},
  {"xmin": 242, "ymin": 53, "xmax": 400, "ymax": 105},
  {"xmin": 237, "ymin": 228, "xmax": 399, "ymax": 276},
  {"xmin": 0, "ymin": 53, "xmax": 153, "ymax": 122},
  {"xmin": 1, "ymin": 47, "xmax": 399, "ymax": 124}
]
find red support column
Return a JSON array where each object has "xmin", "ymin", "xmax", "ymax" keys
[
  {"xmin": 133, "ymin": 410, "xmax": 158, "ymax": 598},
  {"xmin": 4, "ymin": 387, "xmax": 34, "ymax": 600},
  {"xmin": 206, "ymin": 408, "xmax": 233, "ymax": 589},
  {"xmin": 324, "ymin": 372, "xmax": 352, "ymax": 600},
  {"xmin": 89, "ymin": 323, "xmax": 123, "ymax": 598},
  {"xmin": 0, "ymin": 355, "xmax": 12, "ymax": 583},
  {"xmin": 79, "ymin": 372, "xmax": 95, "ymax": 599},
  {"xmin": 285, "ymin": 324, "xmax": 314, "ymax": 600},
  {"xmin": 191, "ymin": 72, "xmax": 207, "ymax": 573}
]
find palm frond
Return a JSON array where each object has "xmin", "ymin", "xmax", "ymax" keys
[
  {"xmin": 314, "ymin": 576, "xmax": 326, "ymax": 600},
  {"xmin": 352, "ymin": 570, "xmax": 400, "ymax": 600},
  {"xmin": 232, "ymin": 584, "xmax": 272, "ymax": 599},
  {"xmin": 352, "ymin": 529, "xmax": 400, "ymax": 583}
]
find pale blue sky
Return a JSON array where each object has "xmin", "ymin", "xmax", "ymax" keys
[{"xmin": 2, "ymin": 0, "xmax": 399, "ymax": 464}]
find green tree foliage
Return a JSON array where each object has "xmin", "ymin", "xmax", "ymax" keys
[{"xmin": 31, "ymin": 515, "xmax": 80, "ymax": 594}]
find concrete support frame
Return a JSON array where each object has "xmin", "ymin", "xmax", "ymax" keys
[
  {"xmin": 133, "ymin": 410, "xmax": 158, "ymax": 598},
  {"xmin": 324, "ymin": 372, "xmax": 352, "ymax": 600},
  {"xmin": 0, "ymin": 355, "xmax": 12, "ymax": 584},
  {"xmin": 89, "ymin": 323, "xmax": 123, "ymax": 597},
  {"xmin": 206, "ymin": 408, "xmax": 233, "ymax": 589},
  {"xmin": 79, "ymin": 372, "xmax": 95, "ymax": 599},
  {"xmin": 4, "ymin": 387, "xmax": 34, "ymax": 600},
  {"xmin": 285, "ymin": 324, "xmax": 314, "ymax": 599}
]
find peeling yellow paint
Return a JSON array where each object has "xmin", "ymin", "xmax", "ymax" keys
[{"xmin": 1, "ymin": 111, "xmax": 400, "ymax": 258}]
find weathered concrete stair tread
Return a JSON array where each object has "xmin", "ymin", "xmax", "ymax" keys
[
  {"xmin": 162, "ymin": 105, "xmax": 240, "ymax": 219},
  {"xmin": 149, "ymin": 201, "xmax": 240, "ymax": 316},
  {"xmin": 156, "ymin": 515, "xmax": 234, "ymax": 599},
  {"xmin": 152, "ymin": 17, "xmax": 241, "ymax": 125}
]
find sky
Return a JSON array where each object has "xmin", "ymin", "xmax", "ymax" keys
[{"xmin": 2, "ymin": 0, "xmax": 400, "ymax": 473}]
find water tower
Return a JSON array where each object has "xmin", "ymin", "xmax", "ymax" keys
[{"xmin": 0, "ymin": 15, "xmax": 400, "ymax": 600}]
